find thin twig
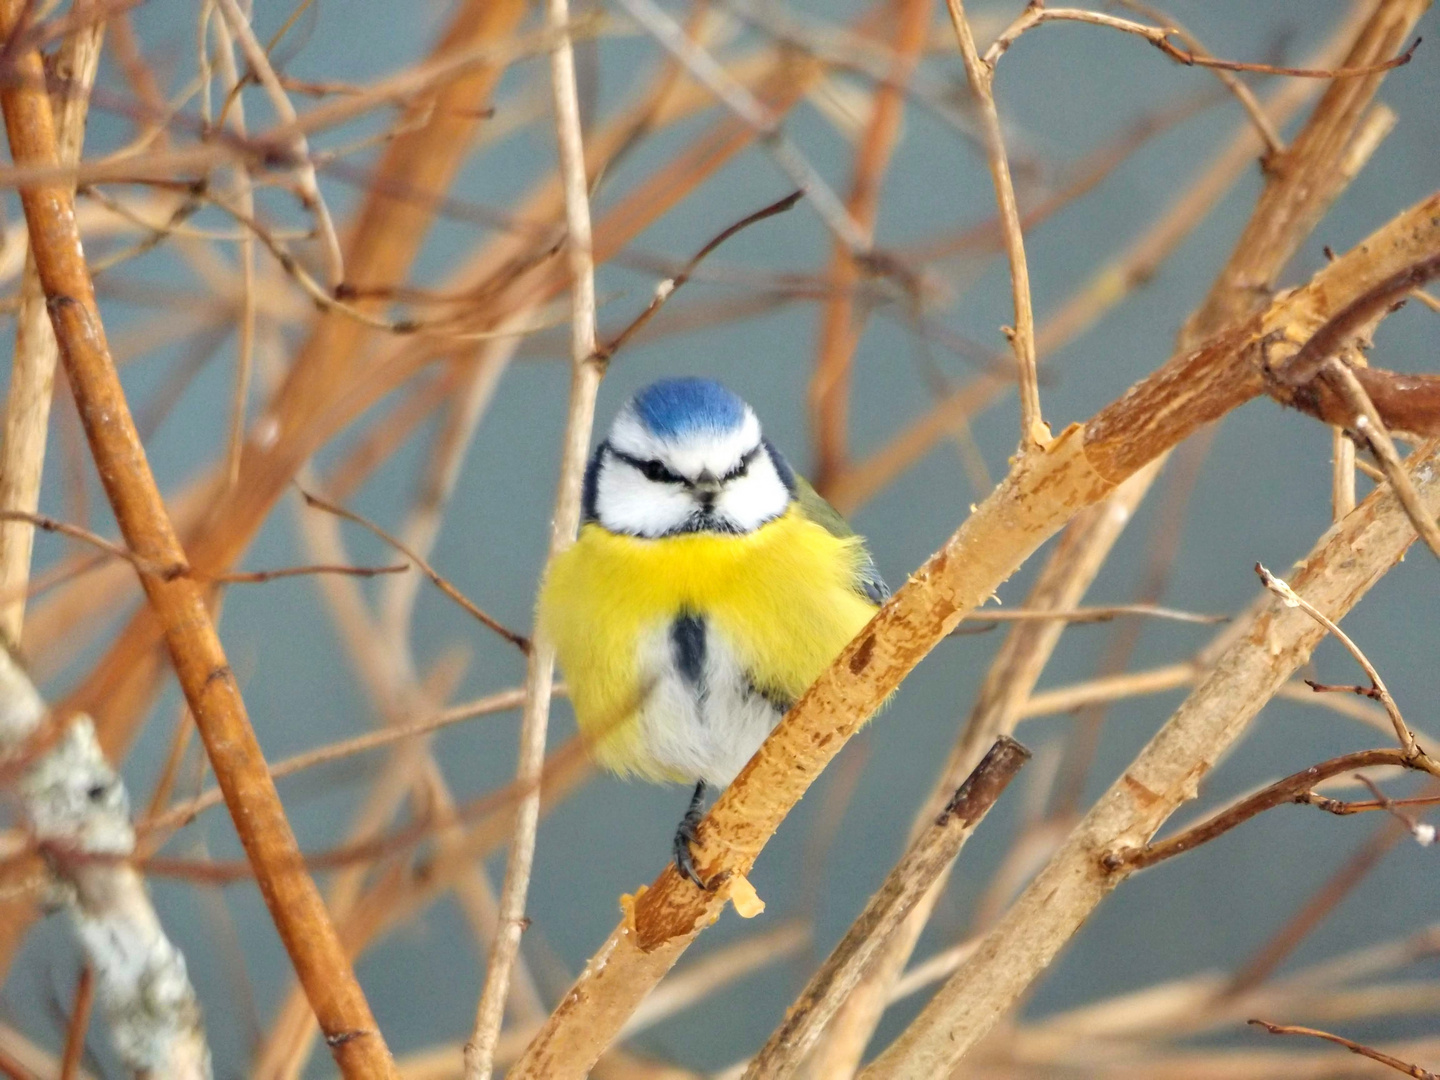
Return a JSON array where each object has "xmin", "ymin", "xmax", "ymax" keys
[
  {"xmin": 612, "ymin": 0, "xmax": 869, "ymax": 254},
  {"xmin": 944, "ymin": 0, "xmax": 1044, "ymax": 451},
  {"xmin": 142, "ymin": 685, "xmax": 537, "ymax": 837},
  {"xmin": 983, "ymin": 5, "xmax": 1420, "ymax": 80},
  {"xmin": 1256, "ymin": 561, "xmax": 1423, "ymax": 759},
  {"xmin": 58, "ymin": 966, "xmax": 93, "ymax": 1080},
  {"xmin": 213, "ymin": 0, "xmax": 338, "ymax": 288},
  {"xmin": 0, "ymin": 0, "xmax": 104, "ymax": 644},
  {"xmin": 0, "ymin": 508, "xmax": 408, "ymax": 586},
  {"xmin": 963, "ymin": 603, "xmax": 1225, "ymax": 625},
  {"xmin": 1355, "ymin": 774, "xmax": 1438, "ymax": 846},
  {"xmin": 1111, "ymin": 0, "xmax": 1283, "ymax": 157},
  {"xmin": 1248, "ymin": 1019, "xmax": 1440, "ymax": 1078},
  {"xmin": 463, "ymin": 0, "xmax": 602, "ymax": 1073},
  {"xmin": 596, "ymin": 190, "xmax": 802, "ymax": 363},
  {"xmin": 1107, "ymin": 748, "xmax": 1437, "ymax": 871},
  {"xmin": 299, "ymin": 489, "xmax": 530, "ymax": 653}
]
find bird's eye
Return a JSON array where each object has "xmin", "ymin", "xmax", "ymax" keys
[
  {"xmin": 641, "ymin": 459, "xmax": 680, "ymax": 483},
  {"xmin": 723, "ymin": 447, "xmax": 759, "ymax": 483}
]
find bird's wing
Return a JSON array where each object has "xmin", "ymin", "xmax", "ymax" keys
[{"xmin": 792, "ymin": 473, "xmax": 890, "ymax": 606}]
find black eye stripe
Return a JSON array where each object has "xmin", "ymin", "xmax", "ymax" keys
[
  {"xmin": 722, "ymin": 445, "xmax": 761, "ymax": 482},
  {"xmin": 608, "ymin": 444, "xmax": 762, "ymax": 486},
  {"xmin": 609, "ymin": 448, "xmax": 685, "ymax": 484}
]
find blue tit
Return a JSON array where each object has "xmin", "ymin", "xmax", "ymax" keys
[{"xmin": 540, "ymin": 377, "xmax": 888, "ymax": 885}]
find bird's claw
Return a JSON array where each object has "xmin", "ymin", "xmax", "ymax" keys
[{"xmin": 672, "ymin": 809, "xmax": 706, "ymax": 888}]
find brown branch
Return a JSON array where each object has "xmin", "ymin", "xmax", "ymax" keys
[
  {"xmin": 809, "ymin": 0, "xmax": 931, "ymax": 489},
  {"xmin": 0, "ymin": 1, "xmax": 398, "ymax": 1072},
  {"xmin": 299, "ymin": 489, "xmax": 530, "ymax": 653},
  {"xmin": 984, "ymin": 5, "xmax": 1420, "ymax": 80},
  {"xmin": 1108, "ymin": 748, "xmax": 1433, "ymax": 871},
  {"xmin": 1248, "ymin": 1019, "xmax": 1440, "ymax": 1079},
  {"xmin": 861, "ymin": 434, "xmax": 1440, "ymax": 1076},
  {"xmin": 595, "ymin": 189, "xmax": 803, "ymax": 364},
  {"xmin": 0, "ymin": 0, "xmax": 103, "ymax": 645},
  {"xmin": 806, "ymin": 10, "xmax": 1400, "ymax": 1059},
  {"xmin": 1113, "ymin": 0, "xmax": 1283, "ymax": 158},
  {"xmin": 742, "ymin": 737, "xmax": 1029, "ymax": 1080},
  {"xmin": 0, "ymin": 509, "xmax": 408, "ymax": 585}
]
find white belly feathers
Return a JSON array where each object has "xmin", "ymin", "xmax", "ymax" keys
[{"xmin": 634, "ymin": 613, "xmax": 789, "ymax": 787}]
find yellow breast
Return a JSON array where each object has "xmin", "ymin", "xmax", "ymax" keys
[{"xmin": 539, "ymin": 505, "xmax": 878, "ymax": 780}]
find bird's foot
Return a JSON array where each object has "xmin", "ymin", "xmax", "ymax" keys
[{"xmin": 673, "ymin": 781, "xmax": 708, "ymax": 888}]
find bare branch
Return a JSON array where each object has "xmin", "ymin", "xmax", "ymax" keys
[
  {"xmin": 1249, "ymin": 1019, "xmax": 1440, "ymax": 1079},
  {"xmin": 944, "ymin": 0, "xmax": 1045, "ymax": 452},
  {"xmin": 299, "ymin": 489, "xmax": 530, "ymax": 653}
]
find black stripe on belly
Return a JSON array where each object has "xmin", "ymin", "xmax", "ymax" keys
[{"xmin": 670, "ymin": 614, "xmax": 707, "ymax": 698}]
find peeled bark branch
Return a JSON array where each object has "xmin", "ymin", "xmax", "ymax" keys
[{"xmin": 508, "ymin": 185, "xmax": 1440, "ymax": 1080}]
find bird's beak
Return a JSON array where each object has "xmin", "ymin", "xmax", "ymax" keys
[{"xmin": 692, "ymin": 472, "xmax": 722, "ymax": 498}]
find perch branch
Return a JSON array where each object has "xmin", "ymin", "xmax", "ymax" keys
[{"xmin": 507, "ymin": 186, "xmax": 1440, "ymax": 1080}]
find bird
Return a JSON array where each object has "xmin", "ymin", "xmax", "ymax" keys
[{"xmin": 539, "ymin": 377, "xmax": 887, "ymax": 887}]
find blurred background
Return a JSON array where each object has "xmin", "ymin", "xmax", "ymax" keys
[{"xmin": 1, "ymin": 0, "xmax": 1437, "ymax": 1075}]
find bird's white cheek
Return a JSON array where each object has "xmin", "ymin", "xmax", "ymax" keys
[
  {"xmin": 718, "ymin": 468, "xmax": 788, "ymax": 531},
  {"xmin": 596, "ymin": 468, "xmax": 694, "ymax": 537}
]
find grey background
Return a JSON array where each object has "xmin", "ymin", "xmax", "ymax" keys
[{"xmin": 3, "ymin": 0, "xmax": 1438, "ymax": 1075}]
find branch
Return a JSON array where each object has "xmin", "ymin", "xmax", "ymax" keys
[
  {"xmin": 141, "ymin": 685, "xmax": 535, "ymax": 838},
  {"xmin": 595, "ymin": 189, "xmax": 802, "ymax": 364},
  {"xmin": 507, "ymin": 181, "xmax": 1440, "ymax": 1080},
  {"xmin": 0, "ymin": 507, "xmax": 410, "ymax": 586},
  {"xmin": 1110, "ymin": 747, "xmax": 1436, "ymax": 871},
  {"xmin": 1249, "ymin": 1019, "xmax": 1440, "ymax": 1079},
  {"xmin": 1256, "ymin": 562, "xmax": 1429, "ymax": 759},
  {"xmin": 299, "ymin": 489, "xmax": 529, "ymax": 652},
  {"xmin": 463, "ymin": 0, "xmax": 602, "ymax": 1072},
  {"xmin": 945, "ymin": 0, "xmax": 1044, "ymax": 452},
  {"xmin": 0, "ymin": 0, "xmax": 103, "ymax": 644},
  {"xmin": 0, "ymin": 1, "xmax": 398, "ymax": 1071},
  {"xmin": 213, "ymin": 0, "xmax": 343, "ymax": 289},
  {"xmin": 984, "ymin": 5, "xmax": 1420, "ymax": 80},
  {"xmin": 859, "ymin": 440, "xmax": 1440, "ymax": 1076},
  {"xmin": 741, "ymin": 737, "xmax": 1029, "ymax": 1080},
  {"xmin": 0, "ymin": 647, "xmax": 209, "ymax": 1075}
]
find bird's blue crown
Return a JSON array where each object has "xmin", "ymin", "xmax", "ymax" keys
[{"xmin": 630, "ymin": 377, "xmax": 747, "ymax": 439}]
